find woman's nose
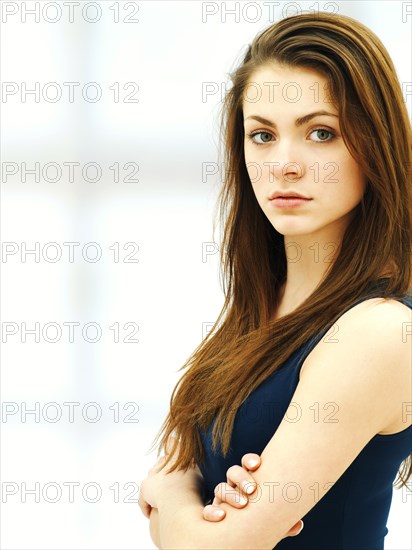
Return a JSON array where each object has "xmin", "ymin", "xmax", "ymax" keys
[
  {"xmin": 269, "ymin": 159, "xmax": 303, "ymax": 181},
  {"xmin": 270, "ymin": 141, "xmax": 304, "ymax": 182}
]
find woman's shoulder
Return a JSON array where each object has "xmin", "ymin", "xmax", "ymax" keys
[
  {"xmin": 300, "ymin": 294, "xmax": 412, "ymax": 433},
  {"xmin": 339, "ymin": 294, "xmax": 412, "ymax": 329},
  {"xmin": 297, "ymin": 289, "xmax": 411, "ymax": 377},
  {"xmin": 300, "ymin": 292, "xmax": 411, "ymax": 380},
  {"xmin": 314, "ymin": 294, "xmax": 411, "ymax": 351}
]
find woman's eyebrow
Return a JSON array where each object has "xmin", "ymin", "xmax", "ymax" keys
[{"xmin": 244, "ymin": 111, "xmax": 338, "ymax": 128}]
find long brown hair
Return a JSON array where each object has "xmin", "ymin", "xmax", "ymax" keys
[{"xmin": 151, "ymin": 12, "xmax": 412, "ymax": 489}]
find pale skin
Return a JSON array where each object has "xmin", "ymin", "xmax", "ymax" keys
[
  {"xmin": 142, "ymin": 445, "xmax": 304, "ymax": 547},
  {"xmin": 202, "ymin": 453, "xmax": 303, "ymax": 532},
  {"xmin": 139, "ymin": 64, "xmax": 412, "ymax": 549}
]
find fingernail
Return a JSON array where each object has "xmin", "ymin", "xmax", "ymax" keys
[
  {"xmin": 238, "ymin": 495, "xmax": 248, "ymax": 505},
  {"xmin": 213, "ymin": 509, "xmax": 225, "ymax": 517},
  {"xmin": 243, "ymin": 482, "xmax": 256, "ymax": 494},
  {"xmin": 297, "ymin": 521, "xmax": 304, "ymax": 534},
  {"xmin": 248, "ymin": 459, "xmax": 259, "ymax": 468}
]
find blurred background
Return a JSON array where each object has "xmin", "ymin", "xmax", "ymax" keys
[{"xmin": 1, "ymin": 1, "xmax": 411, "ymax": 548}]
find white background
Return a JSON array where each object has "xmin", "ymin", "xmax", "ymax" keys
[{"xmin": 1, "ymin": 1, "xmax": 411, "ymax": 548}]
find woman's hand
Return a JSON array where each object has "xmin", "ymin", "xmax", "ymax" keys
[
  {"xmin": 138, "ymin": 435, "xmax": 203, "ymax": 519},
  {"xmin": 139, "ymin": 434, "xmax": 182, "ymax": 518},
  {"xmin": 138, "ymin": 455, "xmax": 170, "ymax": 519},
  {"xmin": 202, "ymin": 453, "xmax": 304, "ymax": 538}
]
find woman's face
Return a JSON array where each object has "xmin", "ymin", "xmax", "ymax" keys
[{"xmin": 243, "ymin": 63, "xmax": 367, "ymax": 241}]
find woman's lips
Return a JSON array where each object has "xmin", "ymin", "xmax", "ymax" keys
[{"xmin": 269, "ymin": 197, "xmax": 313, "ymax": 208}]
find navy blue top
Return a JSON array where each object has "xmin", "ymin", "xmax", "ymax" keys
[{"xmin": 197, "ymin": 287, "xmax": 412, "ymax": 549}]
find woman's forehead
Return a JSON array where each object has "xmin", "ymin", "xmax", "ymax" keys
[
  {"xmin": 242, "ymin": 64, "xmax": 335, "ymax": 112},
  {"xmin": 247, "ymin": 63, "xmax": 328, "ymax": 85}
]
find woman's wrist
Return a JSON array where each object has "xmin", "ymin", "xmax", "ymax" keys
[
  {"xmin": 149, "ymin": 508, "xmax": 162, "ymax": 549},
  {"xmin": 157, "ymin": 467, "xmax": 204, "ymax": 510}
]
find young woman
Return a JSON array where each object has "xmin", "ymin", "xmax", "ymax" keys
[{"xmin": 139, "ymin": 11, "xmax": 412, "ymax": 549}]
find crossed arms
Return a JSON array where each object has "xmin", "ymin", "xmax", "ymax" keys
[{"xmin": 140, "ymin": 299, "xmax": 411, "ymax": 549}]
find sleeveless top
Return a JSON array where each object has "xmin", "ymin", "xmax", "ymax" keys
[{"xmin": 197, "ymin": 283, "xmax": 412, "ymax": 549}]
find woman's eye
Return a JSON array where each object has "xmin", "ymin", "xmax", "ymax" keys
[
  {"xmin": 246, "ymin": 129, "xmax": 336, "ymax": 146},
  {"xmin": 310, "ymin": 129, "xmax": 335, "ymax": 142},
  {"xmin": 246, "ymin": 131, "xmax": 274, "ymax": 145}
]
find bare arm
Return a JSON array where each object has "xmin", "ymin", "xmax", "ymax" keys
[
  {"xmin": 142, "ymin": 300, "xmax": 411, "ymax": 549},
  {"xmin": 148, "ymin": 467, "xmax": 205, "ymax": 548},
  {"xmin": 149, "ymin": 508, "xmax": 162, "ymax": 549},
  {"xmin": 145, "ymin": 436, "xmax": 206, "ymax": 549},
  {"xmin": 149, "ymin": 508, "xmax": 161, "ymax": 549}
]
